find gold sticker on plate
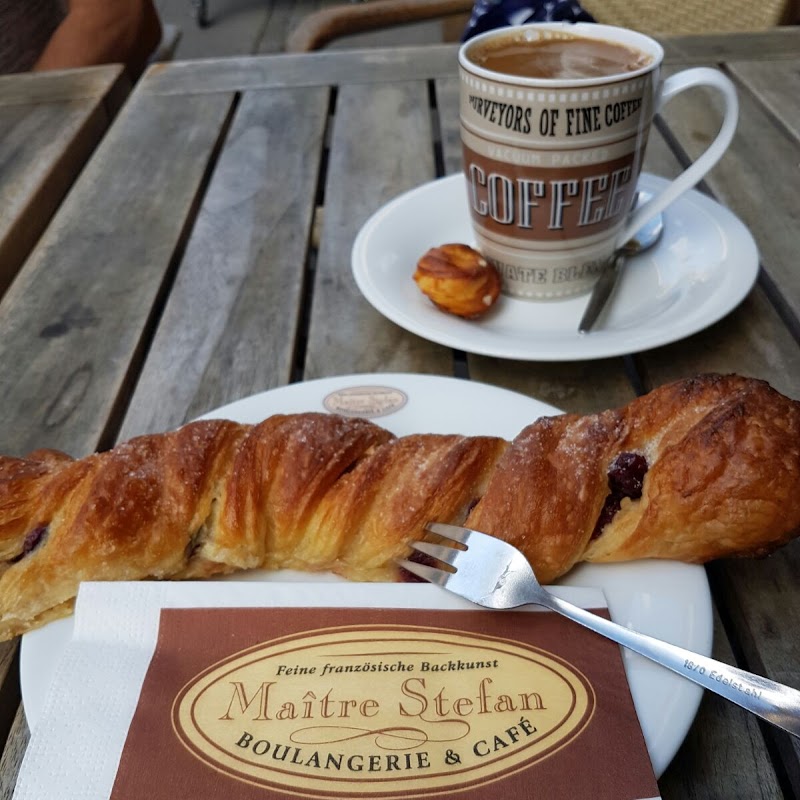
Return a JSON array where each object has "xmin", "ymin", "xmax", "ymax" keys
[
  {"xmin": 172, "ymin": 625, "xmax": 594, "ymax": 797},
  {"xmin": 322, "ymin": 386, "xmax": 407, "ymax": 418}
]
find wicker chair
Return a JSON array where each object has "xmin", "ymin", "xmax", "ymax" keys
[{"xmin": 285, "ymin": 0, "xmax": 798, "ymax": 52}]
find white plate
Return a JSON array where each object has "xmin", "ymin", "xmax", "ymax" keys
[
  {"xmin": 352, "ymin": 173, "xmax": 759, "ymax": 361},
  {"xmin": 21, "ymin": 374, "xmax": 712, "ymax": 777}
]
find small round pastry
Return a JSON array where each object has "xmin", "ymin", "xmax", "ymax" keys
[{"xmin": 413, "ymin": 243, "xmax": 502, "ymax": 318}]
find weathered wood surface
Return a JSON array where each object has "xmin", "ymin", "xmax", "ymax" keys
[
  {"xmin": 662, "ymin": 27, "xmax": 800, "ymax": 63},
  {"xmin": 117, "ymin": 85, "xmax": 329, "ymax": 439},
  {"xmin": 727, "ymin": 58, "xmax": 800, "ymax": 144},
  {"xmin": 656, "ymin": 60, "xmax": 800, "ymax": 330},
  {"xmin": 0, "ymin": 66, "xmax": 128, "ymax": 296},
  {"xmin": 0, "ymin": 65, "xmax": 126, "ymax": 106},
  {"xmin": 304, "ymin": 79, "xmax": 454, "ymax": 378},
  {"xmin": 0, "ymin": 640, "xmax": 19, "ymax": 750},
  {"xmin": 0, "ymin": 89, "xmax": 236, "ymax": 459},
  {"xmin": 2, "ymin": 31, "xmax": 800, "ymax": 799},
  {"xmin": 140, "ymin": 45, "xmax": 459, "ymax": 96},
  {"xmin": 0, "ymin": 709, "xmax": 27, "ymax": 800}
]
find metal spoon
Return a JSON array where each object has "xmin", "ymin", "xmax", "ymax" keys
[{"xmin": 578, "ymin": 195, "xmax": 665, "ymax": 334}]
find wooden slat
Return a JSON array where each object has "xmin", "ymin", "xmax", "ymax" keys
[
  {"xmin": 117, "ymin": 85, "xmax": 329, "ymax": 439},
  {"xmin": 630, "ymin": 79, "xmax": 800, "ymax": 396},
  {"xmin": 728, "ymin": 58, "xmax": 800, "ymax": 143},
  {"xmin": 654, "ymin": 61, "xmax": 800, "ymax": 322},
  {"xmin": 0, "ymin": 65, "xmax": 125, "ymax": 106},
  {"xmin": 0, "ymin": 67, "xmax": 128, "ymax": 295},
  {"xmin": 662, "ymin": 27, "xmax": 800, "ymax": 63},
  {"xmin": 0, "ymin": 89, "xmax": 236, "ymax": 458},
  {"xmin": 0, "ymin": 640, "xmax": 19, "ymax": 753},
  {"xmin": 638, "ymin": 291, "xmax": 800, "ymax": 397},
  {"xmin": 0, "ymin": 104, "xmax": 107, "ymax": 296},
  {"xmin": 637, "ymin": 69, "xmax": 800, "ymax": 414},
  {"xmin": 305, "ymin": 80, "xmax": 453, "ymax": 378},
  {"xmin": 469, "ymin": 359, "xmax": 639, "ymax": 415},
  {"xmin": 0, "ymin": 708, "xmax": 27, "ymax": 800},
  {"xmin": 140, "ymin": 46, "xmax": 460, "ymax": 95}
]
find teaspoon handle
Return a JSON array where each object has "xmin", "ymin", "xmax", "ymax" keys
[{"xmin": 578, "ymin": 251, "xmax": 626, "ymax": 333}]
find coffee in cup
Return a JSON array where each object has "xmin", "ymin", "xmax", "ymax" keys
[{"xmin": 470, "ymin": 33, "xmax": 652, "ymax": 79}]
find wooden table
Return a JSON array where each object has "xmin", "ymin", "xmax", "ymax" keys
[
  {"xmin": 1, "ymin": 28, "xmax": 800, "ymax": 798},
  {"xmin": 0, "ymin": 66, "xmax": 129, "ymax": 297}
]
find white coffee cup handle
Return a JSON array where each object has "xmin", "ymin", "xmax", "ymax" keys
[{"xmin": 617, "ymin": 67, "xmax": 739, "ymax": 246}]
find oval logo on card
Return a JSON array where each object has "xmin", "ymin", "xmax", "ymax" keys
[
  {"xmin": 322, "ymin": 386, "xmax": 407, "ymax": 418},
  {"xmin": 172, "ymin": 625, "xmax": 594, "ymax": 797}
]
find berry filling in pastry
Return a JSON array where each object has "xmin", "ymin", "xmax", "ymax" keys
[
  {"xmin": 12, "ymin": 524, "xmax": 49, "ymax": 562},
  {"xmin": 592, "ymin": 453, "xmax": 649, "ymax": 539}
]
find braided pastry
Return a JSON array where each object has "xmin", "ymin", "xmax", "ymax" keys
[{"xmin": 1, "ymin": 374, "xmax": 799, "ymax": 641}]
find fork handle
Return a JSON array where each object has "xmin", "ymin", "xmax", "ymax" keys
[{"xmin": 542, "ymin": 593, "xmax": 800, "ymax": 738}]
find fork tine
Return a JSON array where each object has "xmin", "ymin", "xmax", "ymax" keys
[
  {"xmin": 396, "ymin": 558, "xmax": 450, "ymax": 587},
  {"xmin": 409, "ymin": 540, "xmax": 461, "ymax": 567},
  {"xmin": 425, "ymin": 521, "xmax": 472, "ymax": 544}
]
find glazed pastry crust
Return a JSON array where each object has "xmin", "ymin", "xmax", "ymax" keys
[{"xmin": 1, "ymin": 374, "xmax": 799, "ymax": 640}]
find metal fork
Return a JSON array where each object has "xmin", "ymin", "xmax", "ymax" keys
[{"xmin": 398, "ymin": 522, "xmax": 800, "ymax": 739}]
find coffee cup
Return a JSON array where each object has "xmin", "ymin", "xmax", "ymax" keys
[{"xmin": 458, "ymin": 22, "xmax": 738, "ymax": 300}]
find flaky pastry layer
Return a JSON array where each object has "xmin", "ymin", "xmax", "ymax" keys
[{"xmin": 1, "ymin": 374, "xmax": 798, "ymax": 640}]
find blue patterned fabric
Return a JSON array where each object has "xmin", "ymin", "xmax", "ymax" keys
[{"xmin": 462, "ymin": 0, "xmax": 596, "ymax": 41}]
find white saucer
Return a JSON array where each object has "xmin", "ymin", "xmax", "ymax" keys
[
  {"xmin": 21, "ymin": 374, "xmax": 711, "ymax": 777},
  {"xmin": 352, "ymin": 173, "xmax": 759, "ymax": 361}
]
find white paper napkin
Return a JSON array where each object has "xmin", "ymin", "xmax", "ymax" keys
[{"xmin": 13, "ymin": 580, "xmax": 607, "ymax": 800}]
